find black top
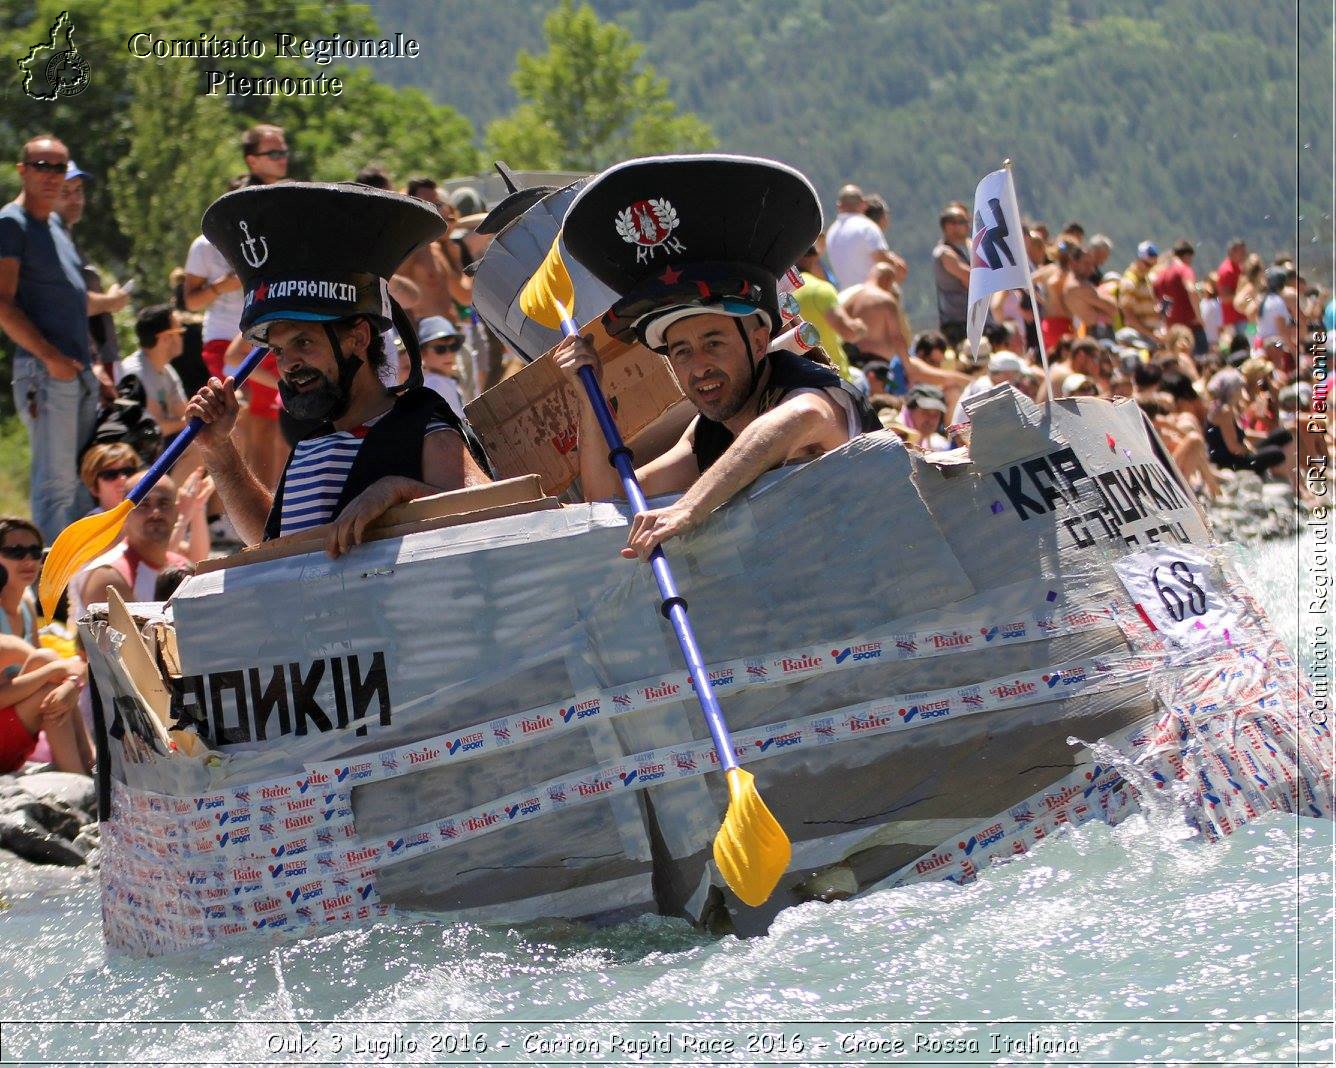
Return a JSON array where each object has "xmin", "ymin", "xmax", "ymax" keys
[{"xmin": 261, "ymin": 387, "xmax": 489, "ymax": 541}]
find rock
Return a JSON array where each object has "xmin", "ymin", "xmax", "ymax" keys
[
  {"xmin": 71, "ymin": 823, "xmax": 100, "ymax": 864},
  {"xmin": 15, "ymin": 771, "xmax": 97, "ymax": 818},
  {"xmin": 0, "ymin": 792, "xmax": 86, "ymax": 840},
  {"xmin": 0, "ymin": 771, "xmax": 101, "ymax": 867},
  {"xmin": 0, "ymin": 810, "xmax": 85, "ymax": 866}
]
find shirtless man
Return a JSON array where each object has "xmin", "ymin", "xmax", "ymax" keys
[
  {"xmin": 1034, "ymin": 244, "xmax": 1115, "ymax": 350},
  {"xmin": 843, "ymin": 262, "xmax": 911, "ymax": 361},
  {"xmin": 903, "ymin": 331, "xmax": 970, "ymax": 413},
  {"xmin": 401, "ymin": 178, "xmax": 470, "ymax": 323}
]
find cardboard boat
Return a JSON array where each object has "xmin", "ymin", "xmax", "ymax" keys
[{"xmin": 81, "ymin": 387, "xmax": 1333, "ymax": 956}]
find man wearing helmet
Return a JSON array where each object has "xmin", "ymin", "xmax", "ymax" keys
[
  {"xmin": 539, "ymin": 157, "xmax": 880, "ymax": 561},
  {"xmin": 555, "ymin": 268, "xmax": 877, "ymax": 565}
]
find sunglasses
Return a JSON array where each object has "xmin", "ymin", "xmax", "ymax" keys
[
  {"xmin": 250, "ymin": 149, "xmax": 289, "ymax": 160},
  {"xmin": 425, "ymin": 339, "xmax": 463, "ymax": 353},
  {"xmin": 21, "ymin": 159, "xmax": 67, "ymax": 173},
  {"xmin": 0, "ymin": 545, "xmax": 43, "ymax": 561},
  {"xmin": 96, "ymin": 465, "xmax": 138, "ymax": 482}
]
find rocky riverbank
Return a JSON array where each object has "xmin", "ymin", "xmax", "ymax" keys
[
  {"xmin": 1201, "ymin": 469, "xmax": 1308, "ymax": 543},
  {"xmin": 0, "ymin": 770, "xmax": 98, "ymax": 869}
]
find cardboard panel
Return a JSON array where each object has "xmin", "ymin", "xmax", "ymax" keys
[{"xmin": 466, "ymin": 319, "xmax": 685, "ymax": 495}]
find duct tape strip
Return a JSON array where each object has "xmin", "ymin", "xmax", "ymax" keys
[
  {"xmin": 307, "ymin": 593, "xmax": 1118, "ymax": 789},
  {"xmin": 319, "ymin": 649, "xmax": 1162, "ymax": 876},
  {"xmin": 110, "ymin": 771, "xmax": 355, "ymax": 860},
  {"xmin": 876, "ymin": 761, "xmax": 1137, "ymax": 890},
  {"xmin": 873, "ymin": 649, "xmax": 1335, "ymax": 899},
  {"xmin": 103, "ymin": 773, "xmax": 384, "ymax": 955}
]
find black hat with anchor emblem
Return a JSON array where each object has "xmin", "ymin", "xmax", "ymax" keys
[
  {"xmin": 202, "ymin": 181, "xmax": 444, "ymax": 341},
  {"xmin": 202, "ymin": 182, "xmax": 446, "ymax": 406},
  {"xmin": 560, "ymin": 154, "xmax": 822, "ymax": 354}
]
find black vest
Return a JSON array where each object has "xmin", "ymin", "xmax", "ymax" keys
[
  {"xmin": 262, "ymin": 387, "xmax": 490, "ymax": 540},
  {"xmin": 691, "ymin": 349, "xmax": 882, "ymax": 473}
]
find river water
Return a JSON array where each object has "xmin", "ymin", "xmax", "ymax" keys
[{"xmin": 0, "ymin": 536, "xmax": 1330, "ymax": 1066}]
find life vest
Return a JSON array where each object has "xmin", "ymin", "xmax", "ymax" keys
[
  {"xmin": 691, "ymin": 349, "xmax": 881, "ymax": 473},
  {"xmin": 262, "ymin": 386, "xmax": 491, "ymax": 541}
]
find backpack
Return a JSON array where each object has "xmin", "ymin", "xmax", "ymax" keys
[{"xmin": 79, "ymin": 373, "xmax": 163, "ymax": 466}]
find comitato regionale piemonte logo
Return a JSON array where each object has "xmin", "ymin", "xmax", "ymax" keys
[{"xmin": 18, "ymin": 11, "xmax": 90, "ymax": 100}]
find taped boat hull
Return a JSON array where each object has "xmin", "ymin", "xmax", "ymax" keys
[{"xmin": 82, "ymin": 390, "xmax": 1332, "ymax": 954}]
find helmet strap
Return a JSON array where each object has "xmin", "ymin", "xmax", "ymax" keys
[
  {"xmin": 322, "ymin": 322, "xmax": 363, "ymax": 418},
  {"xmin": 733, "ymin": 315, "xmax": 759, "ymax": 397}
]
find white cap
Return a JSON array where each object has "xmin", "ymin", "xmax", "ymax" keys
[
  {"xmin": 1062, "ymin": 372, "xmax": 1094, "ymax": 396},
  {"xmin": 988, "ymin": 353, "xmax": 1026, "ymax": 375},
  {"xmin": 639, "ymin": 300, "xmax": 771, "ymax": 352}
]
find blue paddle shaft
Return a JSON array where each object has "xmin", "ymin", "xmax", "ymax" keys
[
  {"xmin": 128, "ymin": 345, "xmax": 268, "ymax": 506},
  {"xmin": 564, "ymin": 319, "xmax": 740, "ymax": 775}
]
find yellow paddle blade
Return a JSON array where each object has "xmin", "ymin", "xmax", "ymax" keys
[
  {"xmin": 39, "ymin": 498, "xmax": 134, "ymax": 619},
  {"xmin": 712, "ymin": 767, "xmax": 792, "ymax": 907},
  {"xmin": 518, "ymin": 235, "xmax": 575, "ymax": 329}
]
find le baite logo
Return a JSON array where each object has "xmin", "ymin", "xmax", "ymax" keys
[{"xmin": 19, "ymin": 11, "xmax": 90, "ymax": 100}]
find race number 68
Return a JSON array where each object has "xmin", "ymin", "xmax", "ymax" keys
[{"xmin": 1151, "ymin": 561, "xmax": 1207, "ymax": 622}]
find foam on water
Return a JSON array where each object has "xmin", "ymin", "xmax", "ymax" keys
[{"xmin": 1, "ymin": 535, "xmax": 1330, "ymax": 1064}]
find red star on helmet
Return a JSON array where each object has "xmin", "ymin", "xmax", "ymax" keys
[{"xmin": 659, "ymin": 265, "xmax": 683, "ymax": 284}]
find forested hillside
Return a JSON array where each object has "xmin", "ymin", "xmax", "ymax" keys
[{"xmin": 370, "ymin": 0, "xmax": 1331, "ymax": 318}]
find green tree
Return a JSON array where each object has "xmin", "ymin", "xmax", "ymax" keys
[
  {"xmin": 484, "ymin": 0, "xmax": 713, "ymax": 170},
  {"xmin": 275, "ymin": 70, "xmax": 480, "ymax": 185},
  {"xmin": 0, "ymin": 0, "xmax": 481, "ymax": 278},
  {"xmin": 108, "ymin": 58, "xmax": 236, "ymax": 302}
]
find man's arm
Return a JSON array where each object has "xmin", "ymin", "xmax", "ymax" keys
[
  {"xmin": 622, "ymin": 392, "xmax": 846, "ymax": 560},
  {"xmin": 87, "ymin": 284, "xmax": 130, "ymax": 316},
  {"xmin": 323, "ymin": 429, "xmax": 491, "ymax": 558},
  {"xmin": 937, "ymin": 246, "xmax": 971, "ymax": 286},
  {"xmin": 182, "ymin": 271, "xmax": 240, "ymax": 312},
  {"xmin": 1117, "ymin": 280, "xmax": 1153, "ymax": 334},
  {"xmin": 1068, "ymin": 283, "xmax": 1116, "ymax": 324},
  {"xmin": 439, "ymin": 239, "xmax": 474, "ymax": 305},
  {"xmin": 78, "ymin": 565, "xmax": 133, "ymax": 612},
  {"xmin": 184, "ymin": 377, "xmax": 273, "ymax": 545},
  {"xmin": 823, "ymin": 300, "xmax": 867, "ymax": 343},
  {"xmin": 388, "ymin": 272, "xmax": 421, "ymax": 312},
  {"xmin": 0, "ymin": 258, "xmax": 82, "ymax": 379}
]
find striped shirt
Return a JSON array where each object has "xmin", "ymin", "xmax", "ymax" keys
[{"xmin": 278, "ymin": 412, "xmax": 452, "ymax": 537}]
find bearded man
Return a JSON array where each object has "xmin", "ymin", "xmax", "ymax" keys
[{"xmin": 184, "ymin": 183, "xmax": 490, "ymax": 558}]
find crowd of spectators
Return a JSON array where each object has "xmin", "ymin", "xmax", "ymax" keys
[
  {"xmin": 797, "ymin": 183, "xmax": 1330, "ymax": 509},
  {"xmin": 0, "ymin": 130, "xmax": 1331, "ymax": 774}
]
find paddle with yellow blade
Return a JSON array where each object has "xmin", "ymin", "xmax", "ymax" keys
[
  {"xmin": 519, "ymin": 238, "xmax": 790, "ymax": 907},
  {"xmin": 40, "ymin": 346, "xmax": 269, "ymax": 619}
]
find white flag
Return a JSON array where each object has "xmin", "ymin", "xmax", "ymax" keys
[{"xmin": 965, "ymin": 166, "xmax": 1028, "ymax": 357}]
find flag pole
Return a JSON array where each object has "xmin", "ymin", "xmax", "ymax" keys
[{"xmin": 1002, "ymin": 158, "xmax": 1052, "ymax": 399}]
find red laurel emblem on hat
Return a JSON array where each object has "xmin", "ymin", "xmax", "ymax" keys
[{"xmin": 615, "ymin": 198, "xmax": 685, "ymax": 263}]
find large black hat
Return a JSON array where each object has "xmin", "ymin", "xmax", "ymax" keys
[
  {"xmin": 561, "ymin": 154, "xmax": 821, "ymax": 349},
  {"xmin": 201, "ymin": 182, "xmax": 445, "ymax": 339}
]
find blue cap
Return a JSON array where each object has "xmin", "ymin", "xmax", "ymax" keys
[
  {"xmin": 65, "ymin": 160, "xmax": 90, "ymax": 182},
  {"xmin": 1136, "ymin": 241, "xmax": 1158, "ymax": 260},
  {"xmin": 416, "ymin": 316, "xmax": 458, "ymax": 344}
]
